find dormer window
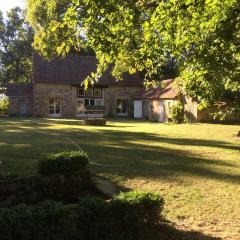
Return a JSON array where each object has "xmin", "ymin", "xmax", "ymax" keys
[
  {"xmin": 77, "ymin": 87, "xmax": 102, "ymax": 98},
  {"xmin": 77, "ymin": 88, "xmax": 85, "ymax": 97},
  {"xmin": 94, "ymin": 88, "xmax": 102, "ymax": 98},
  {"xmin": 85, "ymin": 88, "xmax": 93, "ymax": 97}
]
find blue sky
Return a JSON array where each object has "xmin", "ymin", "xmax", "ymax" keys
[{"xmin": 0, "ymin": 0, "xmax": 25, "ymax": 17}]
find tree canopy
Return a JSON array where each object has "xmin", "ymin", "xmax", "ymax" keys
[
  {"xmin": 27, "ymin": 0, "xmax": 239, "ymax": 110},
  {"xmin": 0, "ymin": 7, "xmax": 33, "ymax": 87}
]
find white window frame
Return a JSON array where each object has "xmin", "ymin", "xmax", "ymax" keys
[
  {"xmin": 116, "ymin": 99, "xmax": 128, "ymax": 116},
  {"xmin": 49, "ymin": 97, "xmax": 61, "ymax": 117}
]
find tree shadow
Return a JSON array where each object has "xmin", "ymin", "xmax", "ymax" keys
[
  {"xmin": 155, "ymin": 224, "xmax": 222, "ymax": 240},
  {"xmin": 0, "ymin": 120, "xmax": 239, "ymax": 184}
]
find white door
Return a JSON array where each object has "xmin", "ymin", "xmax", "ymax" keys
[
  {"xmin": 134, "ymin": 100, "xmax": 142, "ymax": 118},
  {"xmin": 159, "ymin": 100, "xmax": 164, "ymax": 122}
]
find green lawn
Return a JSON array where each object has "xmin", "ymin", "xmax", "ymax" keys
[{"xmin": 0, "ymin": 118, "xmax": 239, "ymax": 239}]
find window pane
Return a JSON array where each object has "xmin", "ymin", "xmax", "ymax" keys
[
  {"xmin": 78, "ymin": 88, "xmax": 85, "ymax": 97},
  {"xmin": 90, "ymin": 99, "xmax": 95, "ymax": 106},
  {"xmin": 49, "ymin": 98, "xmax": 54, "ymax": 105},
  {"xmin": 85, "ymin": 99, "xmax": 89, "ymax": 106},
  {"xmin": 85, "ymin": 89, "xmax": 93, "ymax": 97},
  {"xmin": 49, "ymin": 107, "xmax": 54, "ymax": 114},
  {"xmin": 55, "ymin": 98, "xmax": 61, "ymax": 106},
  {"xmin": 76, "ymin": 100, "xmax": 84, "ymax": 113},
  {"xmin": 49, "ymin": 98, "xmax": 61, "ymax": 116},
  {"xmin": 94, "ymin": 88, "xmax": 101, "ymax": 97},
  {"xmin": 122, "ymin": 100, "xmax": 127, "ymax": 113},
  {"xmin": 116, "ymin": 99, "xmax": 127, "ymax": 114},
  {"xmin": 55, "ymin": 106, "xmax": 60, "ymax": 114},
  {"xmin": 95, "ymin": 100, "xmax": 102, "ymax": 106}
]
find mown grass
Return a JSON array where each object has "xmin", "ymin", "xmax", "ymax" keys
[{"xmin": 0, "ymin": 117, "xmax": 239, "ymax": 239}]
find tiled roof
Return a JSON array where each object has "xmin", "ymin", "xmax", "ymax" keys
[
  {"xmin": 6, "ymin": 83, "xmax": 33, "ymax": 97},
  {"xmin": 33, "ymin": 53, "xmax": 143, "ymax": 87},
  {"xmin": 134, "ymin": 79, "xmax": 178, "ymax": 99}
]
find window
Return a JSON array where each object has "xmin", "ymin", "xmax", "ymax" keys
[
  {"xmin": 18, "ymin": 99, "xmax": 27, "ymax": 115},
  {"xmin": 95, "ymin": 99, "xmax": 102, "ymax": 106},
  {"xmin": 90, "ymin": 99, "xmax": 95, "ymax": 106},
  {"xmin": 76, "ymin": 100, "xmax": 84, "ymax": 114},
  {"xmin": 94, "ymin": 88, "xmax": 102, "ymax": 97},
  {"xmin": 77, "ymin": 88, "xmax": 84, "ymax": 97},
  {"xmin": 116, "ymin": 99, "xmax": 128, "ymax": 116},
  {"xmin": 77, "ymin": 87, "xmax": 102, "ymax": 98},
  {"xmin": 167, "ymin": 101, "xmax": 173, "ymax": 114},
  {"xmin": 49, "ymin": 98, "xmax": 61, "ymax": 117},
  {"xmin": 85, "ymin": 88, "xmax": 93, "ymax": 97},
  {"xmin": 85, "ymin": 99, "xmax": 90, "ymax": 106}
]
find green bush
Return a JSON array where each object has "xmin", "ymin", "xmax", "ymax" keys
[
  {"xmin": 38, "ymin": 151, "xmax": 89, "ymax": 176},
  {"xmin": 0, "ymin": 95, "xmax": 9, "ymax": 115},
  {"xmin": 171, "ymin": 101, "xmax": 184, "ymax": 123},
  {"xmin": 0, "ymin": 191, "xmax": 165, "ymax": 240},
  {"xmin": 109, "ymin": 191, "xmax": 164, "ymax": 239}
]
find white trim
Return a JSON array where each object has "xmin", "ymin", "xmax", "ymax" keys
[{"xmin": 49, "ymin": 97, "xmax": 61, "ymax": 118}]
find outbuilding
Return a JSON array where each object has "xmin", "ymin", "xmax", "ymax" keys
[{"xmin": 133, "ymin": 79, "xmax": 198, "ymax": 122}]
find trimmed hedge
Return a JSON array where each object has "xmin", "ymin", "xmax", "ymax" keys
[
  {"xmin": 38, "ymin": 151, "xmax": 89, "ymax": 176},
  {"xmin": 84, "ymin": 118, "xmax": 106, "ymax": 126},
  {"xmin": 0, "ymin": 191, "xmax": 164, "ymax": 240}
]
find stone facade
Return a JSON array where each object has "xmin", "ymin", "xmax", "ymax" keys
[
  {"xmin": 104, "ymin": 86, "xmax": 141, "ymax": 117},
  {"xmin": 33, "ymin": 83, "xmax": 76, "ymax": 117},
  {"xmin": 8, "ymin": 97, "xmax": 33, "ymax": 116},
  {"xmin": 33, "ymin": 83, "xmax": 140, "ymax": 118}
]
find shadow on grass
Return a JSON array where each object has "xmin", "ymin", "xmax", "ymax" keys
[
  {"xmin": 155, "ymin": 224, "xmax": 221, "ymax": 240},
  {"xmin": 0, "ymin": 119, "xmax": 239, "ymax": 184}
]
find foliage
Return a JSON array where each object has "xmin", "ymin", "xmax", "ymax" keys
[
  {"xmin": 0, "ymin": 119, "xmax": 239, "ymax": 237},
  {"xmin": 111, "ymin": 191, "xmax": 164, "ymax": 226},
  {"xmin": 211, "ymin": 101, "xmax": 240, "ymax": 121},
  {"xmin": 27, "ymin": 0, "xmax": 240, "ymax": 112},
  {"xmin": 0, "ymin": 95, "xmax": 9, "ymax": 115},
  {"xmin": 0, "ymin": 191, "xmax": 164, "ymax": 240},
  {"xmin": 171, "ymin": 101, "xmax": 184, "ymax": 124},
  {"xmin": 0, "ymin": 7, "xmax": 33, "ymax": 87},
  {"xmin": 38, "ymin": 151, "xmax": 89, "ymax": 176}
]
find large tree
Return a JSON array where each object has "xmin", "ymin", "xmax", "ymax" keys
[
  {"xmin": 0, "ymin": 7, "xmax": 33, "ymax": 86},
  {"xmin": 27, "ymin": 0, "xmax": 239, "ymax": 111}
]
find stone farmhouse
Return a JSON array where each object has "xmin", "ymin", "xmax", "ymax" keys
[{"xmin": 7, "ymin": 54, "xmax": 198, "ymax": 122}]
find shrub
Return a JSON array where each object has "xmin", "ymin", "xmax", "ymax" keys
[
  {"xmin": 0, "ymin": 191, "xmax": 165, "ymax": 240},
  {"xmin": 84, "ymin": 118, "xmax": 106, "ymax": 126},
  {"xmin": 38, "ymin": 151, "xmax": 89, "ymax": 176},
  {"xmin": 0, "ymin": 201, "xmax": 68, "ymax": 240},
  {"xmin": 110, "ymin": 191, "xmax": 164, "ymax": 233},
  {"xmin": 0, "ymin": 95, "xmax": 8, "ymax": 115},
  {"xmin": 171, "ymin": 101, "xmax": 184, "ymax": 123}
]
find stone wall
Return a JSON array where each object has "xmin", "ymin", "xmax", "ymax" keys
[
  {"xmin": 8, "ymin": 97, "xmax": 33, "ymax": 116},
  {"xmin": 33, "ymin": 83, "xmax": 76, "ymax": 117},
  {"xmin": 34, "ymin": 83, "xmax": 141, "ymax": 118},
  {"xmin": 104, "ymin": 86, "xmax": 140, "ymax": 117}
]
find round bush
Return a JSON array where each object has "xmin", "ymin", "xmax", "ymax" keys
[{"xmin": 38, "ymin": 151, "xmax": 89, "ymax": 176}]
